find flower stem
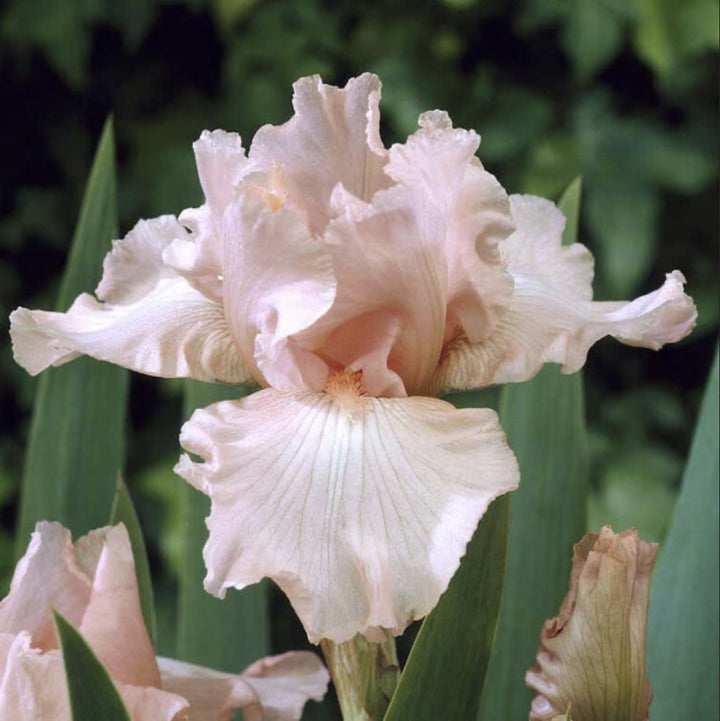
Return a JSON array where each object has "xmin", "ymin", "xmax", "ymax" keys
[{"xmin": 321, "ymin": 633, "xmax": 400, "ymax": 721}]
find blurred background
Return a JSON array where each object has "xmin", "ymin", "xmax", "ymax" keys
[{"xmin": 0, "ymin": 0, "xmax": 717, "ymax": 703}]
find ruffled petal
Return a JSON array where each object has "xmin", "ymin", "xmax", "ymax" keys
[
  {"xmin": 76, "ymin": 525, "xmax": 160, "ymax": 688},
  {"xmin": 175, "ymin": 382, "xmax": 519, "ymax": 643},
  {"xmin": 158, "ymin": 651, "xmax": 328, "ymax": 721},
  {"xmin": 249, "ymin": 73, "xmax": 389, "ymax": 235},
  {"xmin": 0, "ymin": 523, "xmax": 91, "ymax": 650},
  {"xmin": 307, "ymin": 186, "xmax": 447, "ymax": 396},
  {"xmin": 193, "ymin": 129, "xmax": 253, "ymax": 213},
  {"xmin": 434, "ymin": 194, "xmax": 697, "ymax": 391},
  {"xmin": 443, "ymin": 156, "xmax": 515, "ymax": 343},
  {"xmin": 387, "ymin": 110, "xmax": 515, "ymax": 343},
  {"xmin": 0, "ymin": 634, "xmax": 68, "ymax": 721},
  {"xmin": 238, "ymin": 652, "xmax": 330, "ymax": 721},
  {"xmin": 168, "ymin": 130, "xmax": 256, "ymax": 303},
  {"xmin": 303, "ymin": 112, "xmax": 512, "ymax": 397},
  {"xmin": 222, "ymin": 193, "xmax": 336, "ymax": 392},
  {"xmin": 10, "ymin": 216, "xmax": 249, "ymax": 384}
]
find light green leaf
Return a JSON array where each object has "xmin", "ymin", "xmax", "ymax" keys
[
  {"xmin": 109, "ymin": 475, "xmax": 157, "ymax": 647},
  {"xmin": 16, "ymin": 119, "xmax": 129, "ymax": 551},
  {"xmin": 53, "ymin": 611, "xmax": 132, "ymax": 721},
  {"xmin": 383, "ymin": 494, "xmax": 510, "ymax": 721},
  {"xmin": 634, "ymin": 0, "xmax": 719, "ymax": 76},
  {"xmin": 647, "ymin": 346, "xmax": 718, "ymax": 719},
  {"xmin": 478, "ymin": 179, "xmax": 589, "ymax": 721},
  {"xmin": 559, "ymin": 176, "xmax": 582, "ymax": 247},
  {"xmin": 176, "ymin": 381, "xmax": 270, "ymax": 671}
]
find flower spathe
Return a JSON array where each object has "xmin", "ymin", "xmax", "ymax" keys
[
  {"xmin": 525, "ymin": 527, "xmax": 657, "ymax": 721},
  {"xmin": 0, "ymin": 522, "xmax": 329, "ymax": 721},
  {"xmin": 9, "ymin": 74, "xmax": 696, "ymax": 642}
]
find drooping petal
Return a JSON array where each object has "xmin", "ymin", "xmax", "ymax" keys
[
  {"xmin": 221, "ymin": 193, "xmax": 336, "ymax": 392},
  {"xmin": 249, "ymin": 73, "xmax": 389, "ymax": 235},
  {"xmin": 10, "ymin": 215, "xmax": 249, "ymax": 384},
  {"xmin": 0, "ymin": 523, "xmax": 91, "ymax": 650},
  {"xmin": 175, "ymin": 380, "xmax": 519, "ymax": 643},
  {"xmin": 75, "ymin": 525, "xmax": 160, "ymax": 688},
  {"xmin": 158, "ymin": 651, "xmax": 329, "ymax": 721},
  {"xmin": 434, "ymin": 194, "xmax": 697, "ymax": 392}
]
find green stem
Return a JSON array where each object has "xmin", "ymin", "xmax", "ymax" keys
[{"xmin": 321, "ymin": 633, "xmax": 400, "ymax": 721}]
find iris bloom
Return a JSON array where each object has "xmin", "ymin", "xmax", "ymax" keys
[
  {"xmin": 0, "ymin": 522, "xmax": 328, "ymax": 721},
  {"xmin": 10, "ymin": 74, "xmax": 695, "ymax": 643},
  {"xmin": 525, "ymin": 527, "xmax": 657, "ymax": 721}
]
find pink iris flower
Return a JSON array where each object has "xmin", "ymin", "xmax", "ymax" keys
[
  {"xmin": 10, "ymin": 74, "xmax": 695, "ymax": 643},
  {"xmin": 0, "ymin": 522, "xmax": 328, "ymax": 720}
]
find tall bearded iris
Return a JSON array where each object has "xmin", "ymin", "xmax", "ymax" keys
[{"xmin": 10, "ymin": 74, "xmax": 696, "ymax": 644}]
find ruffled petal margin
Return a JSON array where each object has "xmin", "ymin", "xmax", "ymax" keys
[
  {"xmin": 175, "ymin": 383, "xmax": 519, "ymax": 643},
  {"xmin": 434, "ymin": 194, "xmax": 697, "ymax": 392},
  {"xmin": 249, "ymin": 73, "xmax": 389, "ymax": 235},
  {"xmin": 10, "ymin": 216, "xmax": 249, "ymax": 384},
  {"xmin": 158, "ymin": 651, "xmax": 329, "ymax": 721}
]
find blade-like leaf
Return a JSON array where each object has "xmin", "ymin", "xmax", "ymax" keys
[
  {"xmin": 478, "ymin": 178, "xmax": 589, "ymax": 721},
  {"xmin": 384, "ymin": 494, "xmax": 510, "ymax": 721},
  {"xmin": 109, "ymin": 475, "xmax": 157, "ymax": 647},
  {"xmin": 176, "ymin": 380, "xmax": 270, "ymax": 671},
  {"xmin": 647, "ymin": 346, "xmax": 719, "ymax": 719},
  {"xmin": 560, "ymin": 177, "xmax": 582, "ymax": 247},
  {"xmin": 16, "ymin": 118, "xmax": 129, "ymax": 551},
  {"xmin": 53, "ymin": 610, "xmax": 132, "ymax": 721}
]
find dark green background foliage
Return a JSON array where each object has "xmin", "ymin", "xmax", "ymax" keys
[{"xmin": 0, "ymin": 0, "xmax": 717, "ymax": 715}]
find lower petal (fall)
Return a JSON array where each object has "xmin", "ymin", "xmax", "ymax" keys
[{"xmin": 175, "ymin": 385, "xmax": 519, "ymax": 643}]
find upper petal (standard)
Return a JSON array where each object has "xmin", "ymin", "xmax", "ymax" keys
[
  {"xmin": 221, "ymin": 193, "xmax": 337, "ymax": 392},
  {"xmin": 249, "ymin": 73, "xmax": 389, "ymax": 235},
  {"xmin": 302, "ymin": 112, "xmax": 512, "ymax": 397}
]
